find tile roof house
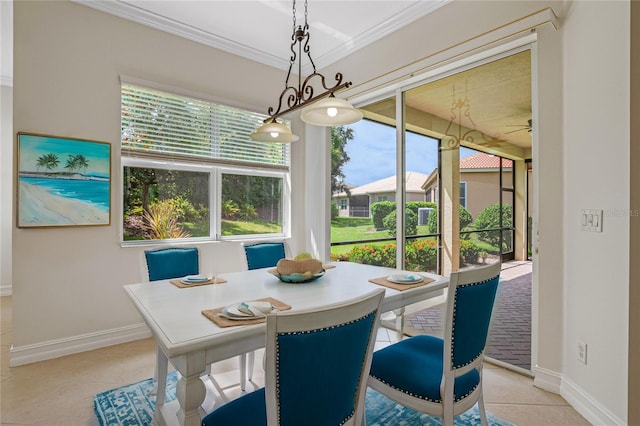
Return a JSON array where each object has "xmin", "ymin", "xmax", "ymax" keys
[
  {"xmin": 333, "ymin": 172, "xmax": 429, "ymax": 218},
  {"xmin": 421, "ymin": 152, "xmax": 515, "ymax": 219}
]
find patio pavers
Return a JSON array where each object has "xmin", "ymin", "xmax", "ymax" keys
[{"xmin": 405, "ymin": 261, "xmax": 532, "ymax": 370}]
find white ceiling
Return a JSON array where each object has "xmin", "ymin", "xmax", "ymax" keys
[
  {"xmin": 77, "ymin": 0, "xmax": 449, "ymax": 73},
  {"xmin": 56, "ymin": 1, "xmax": 532, "ymax": 155}
]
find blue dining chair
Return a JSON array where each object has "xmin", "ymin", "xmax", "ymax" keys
[
  {"xmin": 243, "ymin": 242, "xmax": 286, "ymax": 270},
  {"xmin": 367, "ymin": 262, "xmax": 501, "ymax": 426},
  {"xmin": 143, "ymin": 247, "xmax": 251, "ymax": 402},
  {"xmin": 240, "ymin": 242, "xmax": 287, "ymax": 386},
  {"xmin": 201, "ymin": 288, "xmax": 385, "ymax": 426}
]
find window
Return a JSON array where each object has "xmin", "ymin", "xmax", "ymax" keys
[
  {"xmin": 220, "ymin": 171, "xmax": 284, "ymax": 237},
  {"xmin": 121, "ymin": 80, "xmax": 290, "ymax": 243},
  {"xmin": 377, "ymin": 196, "xmax": 387, "ymax": 202},
  {"xmin": 340, "ymin": 199, "xmax": 348, "ymax": 210},
  {"xmin": 460, "ymin": 181, "xmax": 467, "ymax": 208}
]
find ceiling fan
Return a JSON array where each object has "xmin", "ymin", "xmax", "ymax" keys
[{"xmin": 505, "ymin": 118, "xmax": 532, "ymax": 134}]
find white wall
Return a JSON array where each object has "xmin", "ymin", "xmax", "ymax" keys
[
  {"xmin": 10, "ymin": 1, "xmax": 308, "ymax": 362},
  {"xmin": 560, "ymin": 1, "xmax": 630, "ymax": 423},
  {"xmin": 9, "ymin": 0, "xmax": 635, "ymax": 423},
  {"xmin": 1, "ymin": 0, "xmax": 13, "ymax": 296}
]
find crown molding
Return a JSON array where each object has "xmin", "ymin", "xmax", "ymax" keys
[
  {"xmin": 311, "ymin": 0, "xmax": 450, "ymax": 72},
  {"xmin": 74, "ymin": 0, "xmax": 290, "ymax": 70},
  {"xmin": 73, "ymin": 0, "xmax": 449, "ymax": 74}
]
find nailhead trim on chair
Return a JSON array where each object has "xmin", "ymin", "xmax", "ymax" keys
[
  {"xmin": 451, "ymin": 274, "xmax": 500, "ymax": 369},
  {"xmin": 274, "ymin": 311, "xmax": 376, "ymax": 426},
  {"xmin": 369, "ymin": 375, "xmax": 479, "ymax": 403}
]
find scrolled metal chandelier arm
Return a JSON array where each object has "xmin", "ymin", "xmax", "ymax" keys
[
  {"xmin": 263, "ymin": 0, "xmax": 353, "ymax": 123},
  {"xmin": 251, "ymin": 0, "xmax": 362, "ymax": 142}
]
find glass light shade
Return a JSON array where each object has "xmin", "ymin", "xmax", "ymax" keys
[
  {"xmin": 300, "ymin": 97, "xmax": 363, "ymax": 126},
  {"xmin": 250, "ymin": 121, "xmax": 299, "ymax": 143}
]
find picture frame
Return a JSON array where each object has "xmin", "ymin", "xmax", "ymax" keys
[{"xmin": 17, "ymin": 132, "xmax": 112, "ymax": 228}]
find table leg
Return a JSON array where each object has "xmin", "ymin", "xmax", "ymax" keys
[
  {"xmin": 156, "ymin": 345, "xmax": 169, "ymax": 405},
  {"xmin": 174, "ymin": 351, "xmax": 207, "ymax": 426},
  {"xmin": 393, "ymin": 307, "xmax": 405, "ymax": 340}
]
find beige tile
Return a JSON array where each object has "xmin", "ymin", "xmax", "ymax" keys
[
  {"xmin": 483, "ymin": 365, "xmax": 568, "ymax": 406},
  {"xmin": 486, "ymin": 403, "xmax": 591, "ymax": 426}
]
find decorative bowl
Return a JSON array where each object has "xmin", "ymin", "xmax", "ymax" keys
[{"xmin": 268, "ymin": 269, "xmax": 325, "ymax": 284}]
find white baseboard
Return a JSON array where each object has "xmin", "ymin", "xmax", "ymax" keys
[
  {"xmin": 533, "ymin": 365, "xmax": 562, "ymax": 393},
  {"xmin": 10, "ymin": 323, "xmax": 151, "ymax": 366},
  {"xmin": 0, "ymin": 284, "xmax": 12, "ymax": 296},
  {"xmin": 561, "ymin": 376, "xmax": 624, "ymax": 426},
  {"xmin": 535, "ymin": 365, "xmax": 624, "ymax": 425}
]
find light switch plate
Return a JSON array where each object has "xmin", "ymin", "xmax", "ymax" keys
[{"xmin": 580, "ymin": 209, "xmax": 603, "ymax": 232}]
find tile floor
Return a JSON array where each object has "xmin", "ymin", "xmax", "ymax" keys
[{"xmin": 0, "ymin": 296, "xmax": 590, "ymax": 425}]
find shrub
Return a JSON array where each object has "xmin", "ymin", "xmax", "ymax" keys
[
  {"xmin": 238, "ymin": 203, "xmax": 258, "ymax": 221},
  {"xmin": 474, "ymin": 203, "xmax": 513, "ymax": 249},
  {"xmin": 123, "ymin": 215, "xmax": 149, "ymax": 239},
  {"xmin": 143, "ymin": 200, "xmax": 192, "ymax": 240},
  {"xmin": 405, "ymin": 239, "xmax": 438, "ymax": 271},
  {"xmin": 460, "ymin": 239, "xmax": 482, "ymax": 265},
  {"xmin": 330, "ymin": 202, "xmax": 339, "ymax": 220},
  {"xmin": 347, "ymin": 244, "xmax": 396, "ymax": 268},
  {"xmin": 426, "ymin": 205, "xmax": 473, "ymax": 234},
  {"xmin": 167, "ymin": 196, "xmax": 200, "ymax": 222},
  {"xmin": 370, "ymin": 201, "xmax": 396, "ymax": 230},
  {"xmin": 383, "ymin": 209, "xmax": 417, "ymax": 237},
  {"xmin": 222, "ymin": 199, "xmax": 240, "ymax": 220}
]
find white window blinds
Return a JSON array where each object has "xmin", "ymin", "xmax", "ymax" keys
[{"xmin": 121, "ymin": 84, "xmax": 290, "ymax": 167}]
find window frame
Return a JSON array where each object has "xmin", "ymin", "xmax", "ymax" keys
[
  {"xmin": 216, "ymin": 166, "xmax": 290, "ymax": 242},
  {"xmin": 120, "ymin": 79, "xmax": 291, "ymax": 245}
]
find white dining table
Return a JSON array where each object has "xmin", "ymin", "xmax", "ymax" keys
[{"xmin": 123, "ymin": 261, "xmax": 449, "ymax": 426}]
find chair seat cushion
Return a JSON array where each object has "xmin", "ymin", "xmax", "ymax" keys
[
  {"xmin": 370, "ymin": 335, "xmax": 479, "ymax": 403},
  {"xmin": 201, "ymin": 388, "xmax": 266, "ymax": 426}
]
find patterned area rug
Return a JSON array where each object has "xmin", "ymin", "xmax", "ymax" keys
[{"xmin": 94, "ymin": 371, "xmax": 513, "ymax": 426}]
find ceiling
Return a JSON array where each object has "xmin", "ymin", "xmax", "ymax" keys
[
  {"xmin": 78, "ymin": 0, "xmax": 449, "ymax": 73},
  {"xmin": 77, "ymin": 0, "xmax": 532, "ymax": 157}
]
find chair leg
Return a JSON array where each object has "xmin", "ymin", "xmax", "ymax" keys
[
  {"xmin": 478, "ymin": 392, "xmax": 489, "ymax": 426},
  {"xmin": 239, "ymin": 354, "xmax": 247, "ymax": 391},
  {"xmin": 247, "ymin": 351, "xmax": 255, "ymax": 382}
]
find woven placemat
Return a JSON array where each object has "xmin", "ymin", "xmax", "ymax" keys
[
  {"xmin": 368, "ymin": 275, "xmax": 434, "ymax": 291},
  {"xmin": 201, "ymin": 297, "xmax": 291, "ymax": 328},
  {"xmin": 170, "ymin": 277, "xmax": 227, "ymax": 288}
]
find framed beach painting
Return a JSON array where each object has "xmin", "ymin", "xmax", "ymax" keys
[{"xmin": 17, "ymin": 133, "xmax": 111, "ymax": 228}]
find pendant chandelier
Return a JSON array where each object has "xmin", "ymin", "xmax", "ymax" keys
[{"xmin": 250, "ymin": 0, "xmax": 363, "ymax": 143}]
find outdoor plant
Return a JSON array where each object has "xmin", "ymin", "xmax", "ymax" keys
[
  {"xmin": 123, "ymin": 215, "xmax": 149, "ymax": 239},
  {"xmin": 383, "ymin": 209, "xmax": 417, "ymax": 237},
  {"xmin": 460, "ymin": 239, "xmax": 482, "ymax": 265},
  {"xmin": 330, "ymin": 202, "xmax": 339, "ymax": 220},
  {"xmin": 370, "ymin": 201, "xmax": 396, "ymax": 230},
  {"xmin": 143, "ymin": 199, "xmax": 192, "ymax": 240},
  {"xmin": 474, "ymin": 203, "xmax": 513, "ymax": 249},
  {"xmin": 167, "ymin": 195, "xmax": 201, "ymax": 222},
  {"xmin": 405, "ymin": 239, "xmax": 438, "ymax": 271},
  {"xmin": 426, "ymin": 205, "xmax": 473, "ymax": 234},
  {"xmin": 347, "ymin": 244, "xmax": 396, "ymax": 268}
]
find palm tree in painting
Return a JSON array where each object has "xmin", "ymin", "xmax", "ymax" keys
[
  {"xmin": 75, "ymin": 154, "xmax": 89, "ymax": 175},
  {"xmin": 36, "ymin": 153, "xmax": 60, "ymax": 174},
  {"xmin": 64, "ymin": 154, "xmax": 90, "ymax": 176}
]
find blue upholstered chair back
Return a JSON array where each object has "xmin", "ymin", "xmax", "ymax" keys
[
  {"xmin": 266, "ymin": 289, "xmax": 385, "ymax": 426},
  {"xmin": 144, "ymin": 247, "xmax": 199, "ymax": 281},
  {"xmin": 244, "ymin": 242, "xmax": 286, "ymax": 270},
  {"xmin": 448, "ymin": 267, "xmax": 500, "ymax": 370}
]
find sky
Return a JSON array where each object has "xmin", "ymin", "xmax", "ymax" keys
[{"xmin": 342, "ymin": 119, "xmax": 474, "ymax": 187}]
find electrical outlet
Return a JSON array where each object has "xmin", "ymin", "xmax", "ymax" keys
[{"xmin": 577, "ymin": 340, "xmax": 587, "ymax": 364}]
